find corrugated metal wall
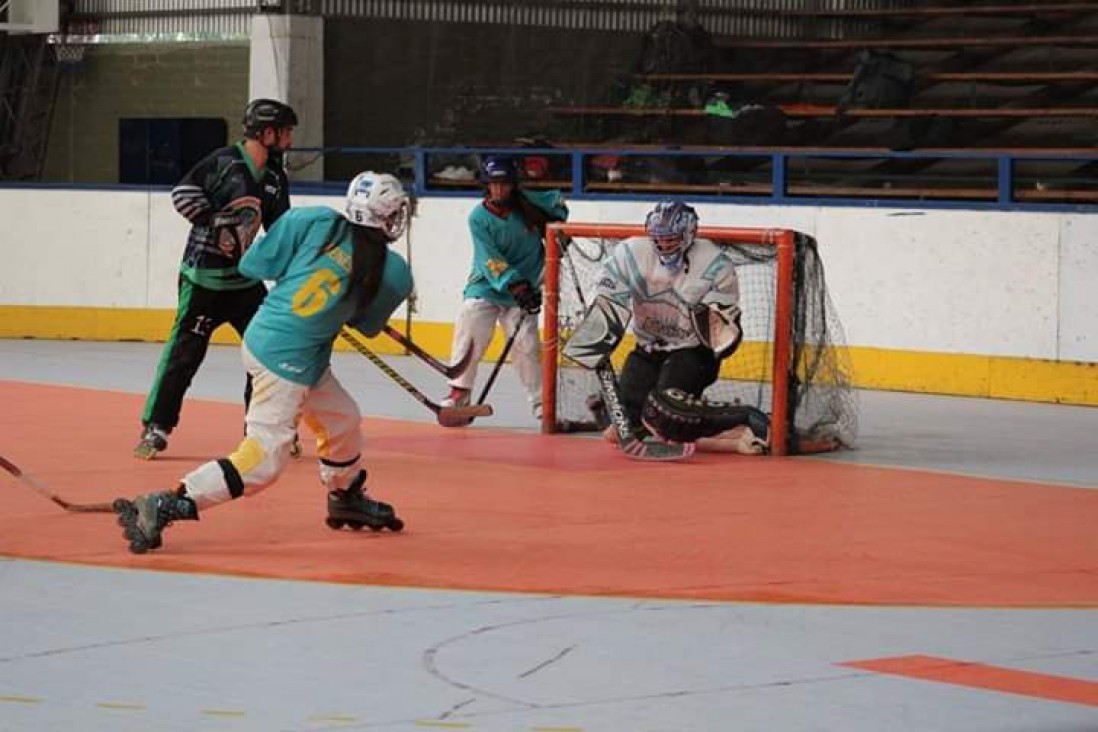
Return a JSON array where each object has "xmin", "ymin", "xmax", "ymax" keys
[
  {"xmin": 73, "ymin": 0, "xmax": 904, "ymax": 40},
  {"xmin": 313, "ymin": 0, "xmax": 895, "ymax": 36}
]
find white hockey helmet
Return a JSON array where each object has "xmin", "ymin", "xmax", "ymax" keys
[
  {"xmin": 644, "ymin": 199, "xmax": 698, "ymax": 269},
  {"xmin": 344, "ymin": 171, "xmax": 410, "ymax": 240}
]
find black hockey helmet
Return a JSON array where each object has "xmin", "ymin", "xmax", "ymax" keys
[
  {"xmin": 242, "ymin": 98, "xmax": 298, "ymax": 139},
  {"xmin": 479, "ymin": 155, "xmax": 521, "ymax": 184}
]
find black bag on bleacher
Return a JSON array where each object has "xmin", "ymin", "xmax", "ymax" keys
[
  {"xmin": 838, "ymin": 50, "xmax": 915, "ymax": 111},
  {"xmin": 704, "ymin": 95, "xmax": 788, "ymax": 146}
]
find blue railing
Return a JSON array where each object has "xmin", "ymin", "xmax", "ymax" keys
[{"xmin": 289, "ymin": 146, "xmax": 1098, "ymax": 213}]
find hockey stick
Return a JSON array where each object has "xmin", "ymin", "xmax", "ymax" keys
[
  {"xmin": 339, "ymin": 328, "xmax": 493, "ymax": 425},
  {"xmin": 0, "ymin": 454, "xmax": 115, "ymax": 513},
  {"xmin": 594, "ymin": 362, "xmax": 695, "ymax": 462},
  {"xmin": 436, "ymin": 317, "xmax": 526, "ymax": 428},
  {"xmin": 382, "ymin": 324, "xmax": 473, "ymax": 380},
  {"xmin": 475, "ymin": 313, "xmax": 526, "ymax": 406}
]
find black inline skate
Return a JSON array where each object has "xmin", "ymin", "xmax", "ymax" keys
[
  {"xmin": 326, "ymin": 470, "xmax": 403, "ymax": 533},
  {"xmin": 113, "ymin": 487, "xmax": 199, "ymax": 554},
  {"xmin": 133, "ymin": 423, "xmax": 170, "ymax": 460}
]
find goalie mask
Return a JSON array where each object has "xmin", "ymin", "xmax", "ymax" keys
[
  {"xmin": 645, "ymin": 200, "xmax": 698, "ymax": 270},
  {"xmin": 344, "ymin": 171, "xmax": 410, "ymax": 241}
]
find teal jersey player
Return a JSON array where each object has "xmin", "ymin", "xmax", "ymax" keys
[
  {"xmin": 240, "ymin": 207, "xmax": 412, "ymax": 386},
  {"xmin": 441, "ymin": 156, "xmax": 568, "ymax": 423},
  {"xmin": 112, "ymin": 171, "xmax": 413, "ymax": 555},
  {"xmin": 462, "ymin": 187, "xmax": 568, "ymax": 303}
]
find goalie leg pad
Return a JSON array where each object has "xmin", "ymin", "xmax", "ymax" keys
[
  {"xmin": 562, "ymin": 294, "xmax": 632, "ymax": 370},
  {"xmin": 641, "ymin": 388, "xmax": 771, "ymax": 445}
]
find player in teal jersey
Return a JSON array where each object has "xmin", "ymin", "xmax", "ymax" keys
[
  {"xmin": 135, "ymin": 99, "xmax": 299, "ymax": 460},
  {"xmin": 441, "ymin": 155, "xmax": 568, "ymax": 422},
  {"xmin": 113, "ymin": 172, "xmax": 412, "ymax": 554}
]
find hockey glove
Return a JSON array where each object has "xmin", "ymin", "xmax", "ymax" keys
[
  {"xmin": 691, "ymin": 303, "xmax": 743, "ymax": 360},
  {"xmin": 507, "ymin": 279, "xmax": 542, "ymax": 315},
  {"xmin": 211, "ymin": 209, "xmax": 246, "ymax": 229}
]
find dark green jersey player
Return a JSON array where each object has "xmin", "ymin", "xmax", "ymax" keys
[{"xmin": 135, "ymin": 98, "xmax": 297, "ymax": 460}]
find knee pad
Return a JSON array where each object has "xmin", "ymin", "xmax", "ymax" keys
[
  {"xmin": 641, "ymin": 388, "xmax": 770, "ymax": 444},
  {"xmin": 320, "ymin": 458, "xmax": 363, "ymax": 493}
]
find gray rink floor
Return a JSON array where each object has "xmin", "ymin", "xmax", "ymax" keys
[{"xmin": 1, "ymin": 339, "xmax": 1097, "ymax": 732}]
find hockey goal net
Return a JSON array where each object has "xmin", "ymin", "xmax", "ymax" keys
[{"xmin": 541, "ymin": 223, "xmax": 858, "ymax": 456}]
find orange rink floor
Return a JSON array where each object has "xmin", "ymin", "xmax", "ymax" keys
[{"xmin": 1, "ymin": 379, "xmax": 1096, "ymax": 609}]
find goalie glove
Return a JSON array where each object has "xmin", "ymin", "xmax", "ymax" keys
[{"xmin": 691, "ymin": 303, "xmax": 743, "ymax": 360}]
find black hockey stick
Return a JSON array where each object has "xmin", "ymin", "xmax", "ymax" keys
[
  {"xmin": 594, "ymin": 362, "xmax": 695, "ymax": 462},
  {"xmin": 0, "ymin": 454, "xmax": 114, "ymax": 513},
  {"xmin": 437, "ymin": 314, "xmax": 527, "ymax": 428},
  {"xmin": 339, "ymin": 328, "xmax": 493, "ymax": 425},
  {"xmin": 382, "ymin": 324, "xmax": 472, "ymax": 380},
  {"xmin": 476, "ymin": 313, "xmax": 527, "ymax": 406}
]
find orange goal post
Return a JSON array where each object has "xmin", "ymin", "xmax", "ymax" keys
[{"xmin": 541, "ymin": 223, "xmax": 858, "ymax": 456}]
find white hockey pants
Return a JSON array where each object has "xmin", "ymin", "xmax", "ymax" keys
[
  {"xmin": 448, "ymin": 299, "xmax": 542, "ymax": 412},
  {"xmin": 180, "ymin": 344, "xmax": 365, "ymax": 510}
]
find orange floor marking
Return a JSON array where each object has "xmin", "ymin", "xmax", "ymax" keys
[
  {"xmin": 1, "ymin": 380, "xmax": 1097, "ymax": 607},
  {"xmin": 841, "ymin": 655, "xmax": 1098, "ymax": 707}
]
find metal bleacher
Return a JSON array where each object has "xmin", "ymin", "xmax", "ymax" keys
[{"xmin": 520, "ymin": 1, "xmax": 1098, "ymax": 207}]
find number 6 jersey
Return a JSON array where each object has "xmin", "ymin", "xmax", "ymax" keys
[{"xmin": 239, "ymin": 207, "xmax": 412, "ymax": 386}]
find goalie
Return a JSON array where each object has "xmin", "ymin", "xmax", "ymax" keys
[{"xmin": 563, "ymin": 200, "xmax": 770, "ymax": 455}]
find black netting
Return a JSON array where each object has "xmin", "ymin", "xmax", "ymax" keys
[{"xmin": 787, "ymin": 234, "xmax": 859, "ymax": 452}]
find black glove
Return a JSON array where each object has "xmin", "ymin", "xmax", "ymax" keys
[
  {"xmin": 211, "ymin": 209, "xmax": 245, "ymax": 229},
  {"xmin": 507, "ymin": 279, "xmax": 541, "ymax": 315}
]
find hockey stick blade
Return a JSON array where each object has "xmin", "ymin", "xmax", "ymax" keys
[
  {"xmin": 620, "ymin": 436, "xmax": 696, "ymax": 462},
  {"xmin": 0, "ymin": 454, "xmax": 115, "ymax": 513},
  {"xmin": 594, "ymin": 363, "xmax": 694, "ymax": 462},
  {"xmin": 381, "ymin": 325, "xmax": 473, "ymax": 379},
  {"xmin": 436, "ymin": 403, "xmax": 493, "ymax": 427}
]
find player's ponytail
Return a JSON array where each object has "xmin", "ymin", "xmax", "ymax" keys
[
  {"xmin": 513, "ymin": 191, "xmax": 551, "ymax": 236},
  {"xmin": 348, "ymin": 224, "xmax": 389, "ymax": 314},
  {"xmin": 314, "ymin": 218, "xmax": 388, "ymax": 314}
]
